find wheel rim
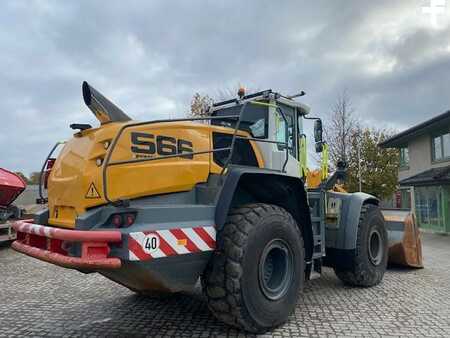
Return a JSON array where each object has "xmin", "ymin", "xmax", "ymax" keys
[
  {"xmin": 368, "ymin": 229, "xmax": 383, "ymax": 266},
  {"xmin": 258, "ymin": 239, "xmax": 293, "ymax": 301}
]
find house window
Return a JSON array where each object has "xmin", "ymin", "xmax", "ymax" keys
[
  {"xmin": 415, "ymin": 186, "xmax": 445, "ymax": 230},
  {"xmin": 444, "ymin": 133, "xmax": 450, "ymax": 158},
  {"xmin": 400, "ymin": 188, "xmax": 411, "ymax": 209},
  {"xmin": 432, "ymin": 132, "xmax": 450, "ymax": 161},
  {"xmin": 400, "ymin": 147, "xmax": 409, "ymax": 167}
]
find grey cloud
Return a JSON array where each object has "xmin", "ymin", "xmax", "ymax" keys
[{"xmin": 0, "ymin": 0, "xmax": 449, "ymax": 174}]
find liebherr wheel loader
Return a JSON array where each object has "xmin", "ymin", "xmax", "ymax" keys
[{"xmin": 12, "ymin": 82, "xmax": 421, "ymax": 333}]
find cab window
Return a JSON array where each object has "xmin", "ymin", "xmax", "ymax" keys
[
  {"xmin": 275, "ymin": 109, "xmax": 296, "ymax": 157},
  {"xmin": 211, "ymin": 104, "xmax": 268, "ymax": 139}
]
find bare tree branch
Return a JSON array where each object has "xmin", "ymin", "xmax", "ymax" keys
[
  {"xmin": 189, "ymin": 93, "xmax": 214, "ymax": 118},
  {"xmin": 324, "ymin": 89, "xmax": 359, "ymax": 168}
]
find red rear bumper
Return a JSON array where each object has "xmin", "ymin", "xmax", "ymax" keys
[{"xmin": 12, "ymin": 220, "xmax": 122, "ymax": 269}]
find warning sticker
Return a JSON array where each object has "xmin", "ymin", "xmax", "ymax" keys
[{"xmin": 85, "ymin": 182, "xmax": 101, "ymax": 199}]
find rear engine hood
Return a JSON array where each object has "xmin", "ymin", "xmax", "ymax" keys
[{"xmin": 47, "ymin": 122, "xmax": 214, "ymax": 228}]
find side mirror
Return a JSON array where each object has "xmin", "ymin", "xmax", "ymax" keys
[{"xmin": 314, "ymin": 119, "xmax": 323, "ymax": 143}]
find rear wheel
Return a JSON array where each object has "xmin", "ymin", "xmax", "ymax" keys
[
  {"xmin": 202, "ymin": 203, "xmax": 305, "ymax": 333},
  {"xmin": 334, "ymin": 204, "xmax": 388, "ymax": 287}
]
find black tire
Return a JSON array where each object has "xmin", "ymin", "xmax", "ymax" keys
[
  {"xmin": 202, "ymin": 203, "xmax": 305, "ymax": 333},
  {"xmin": 334, "ymin": 204, "xmax": 388, "ymax": 287}
]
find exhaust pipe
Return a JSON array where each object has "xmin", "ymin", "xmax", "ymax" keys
[{"xmin": 82, "ymin": 81, "xmax": 131, "ymax": 124}]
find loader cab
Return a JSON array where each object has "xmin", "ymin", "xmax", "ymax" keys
[{"xmin": 210, "ymin": 89, "xmax": 310, "ymax": 176}]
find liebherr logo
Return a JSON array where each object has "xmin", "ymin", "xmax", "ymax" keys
[{"xmin": 130, "ymin": 132, "xmax": 194, "ymax": 159}]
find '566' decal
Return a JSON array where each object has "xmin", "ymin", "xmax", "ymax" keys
[{"xmin": 130, "ymin": 132, "xmax": 194, "ymax": 159}]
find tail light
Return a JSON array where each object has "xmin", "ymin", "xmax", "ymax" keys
[
  {"xmin": 109, "ymin": 213, "xmax": 136, "ymax": 228},
  {"xmin": 111, "ymin": 214, "xmax": 123, "ymax": 227},
  {"xmin": 44, "ymin": 158, "xmax": 56, "ymax": 189},
  {"xmin": 125, "ymin": 214, "xmax": 136, "ymax": 226}
]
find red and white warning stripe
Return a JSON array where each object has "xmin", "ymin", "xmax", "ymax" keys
[
  {"xmin": 15, "ymin": 222, "xmax": 53, "ymax": 237},
  {"xmin": 128, "ymin": 226, "xmax": 216, "ymax": 261},
  {"xmin": 12, "ymin": 220, "xmax": 122, "ymax": 242}
]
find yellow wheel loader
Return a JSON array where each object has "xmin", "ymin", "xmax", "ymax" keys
[{"xmin": 12, "ymin": 83, "xmax": 421, "ymax": 333}]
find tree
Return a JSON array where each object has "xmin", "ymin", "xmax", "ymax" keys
[
  {"xmin": 188, "ymin": 85, "xmax": 259, "ymax": 119},
  {"xmin": 346, "ymin": 128, "xmax": 399, "ymax": 199},
  {"xmin": 324, "ymin": 90, "xmax": 359, "ymax": 168},
  {"xmin": 29, "ymin": 172, "xmax": 41, "ymax": 185},
  {"xmin": 323, "ymin": 90, "xmax": 399, "ymax": 199},
  {"xmin": 189, "ymin": 93, "xmax": 214, "ymax": 118}
]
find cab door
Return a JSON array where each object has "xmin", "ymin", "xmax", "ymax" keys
[{"xmin": 264, "ymin": 102, "xmax": 300, "ymax": 177}]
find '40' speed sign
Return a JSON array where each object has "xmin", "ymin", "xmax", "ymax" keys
[{"xmin": 142, "ymin": 233, "xmax": 160, "ymax": 254}]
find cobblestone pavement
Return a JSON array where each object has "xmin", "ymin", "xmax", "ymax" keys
[{"xmin": 1, "ymin": 233, "xmax": 449, "ymax": 337}]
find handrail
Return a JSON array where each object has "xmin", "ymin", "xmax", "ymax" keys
[
  {"xmin": 220, "ymin": 102, "xmax": 248, "ymax": 175},
  {"xmin": 38, "ymin": 141, "xmax": 66, "ymax": 204},
  {"xmin": 101, "ymin": 102, "xmax": 290, "ymax": 205},
  {"xmin": 102, "ymin": 115, "xmax": 242, "ymax": 205},
  {"xmin": 108, "ymin": 147, "xmax": 233, "ymax": 167},
  {"xmin": 277, "ymin": 106, "xmax": 290, "ymax": 172}
]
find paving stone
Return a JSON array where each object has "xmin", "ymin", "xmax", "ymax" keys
[{"xmin": 0, "ymin": 233, "xmax": 449, "ymax": 337}]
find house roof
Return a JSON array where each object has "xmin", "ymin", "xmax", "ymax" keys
[
  {"xmin": 379, "ymin": 110, "xmax": 450, "ymax": 148},
  {"xmin": 399, "ymin": 165, "xmax": 450, "ymax": 186}
]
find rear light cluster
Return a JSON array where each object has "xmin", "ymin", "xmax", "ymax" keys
[{"xmin": 109, "ymin": 213, "xmax": 136, "ymax": 228}]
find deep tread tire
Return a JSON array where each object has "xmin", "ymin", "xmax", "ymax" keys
[
  {"xmin": 334, "ymin": 204, "xmax": 388, "ymax": 287},
  {"xmin": 202, "ymin": 203, "xmax": 305, "ymax": 333}
]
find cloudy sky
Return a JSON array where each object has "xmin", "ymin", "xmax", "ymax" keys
[{"xmin": 1, "ymin": 0, "xmax": 450, "ymax": 174}]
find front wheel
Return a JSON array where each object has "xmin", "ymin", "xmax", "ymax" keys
[
  {"xmin": 334, "ymin": 204, "xmax": 388, "ymax": 287},
  {"xmin": 202, "ymin": 203, "xmax": 305, "ymax": 333}
]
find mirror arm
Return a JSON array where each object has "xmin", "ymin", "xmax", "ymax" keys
[{"xmin": 303, "ymin": 116, "xmax": 322, "ymax": 121}]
